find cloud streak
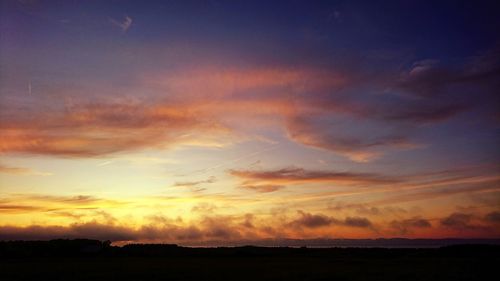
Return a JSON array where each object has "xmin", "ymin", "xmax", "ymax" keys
[
  {"xmin": 230, "ymin": 167, "xmax": 400, "ymax": 190},
  {"xmin": 173, "ymin": 176, "xmax": 217, "ymax": 188},
  {"xmin": 0, "ymin": 100, "xmax": 232, "ymax": 157},
  {"xmin": 285, "ymin": 116, "xmax": 417, "ymax": 162},
  {"xmin": 0, "ymin": 164, "xmax": 51, "ymax": 176},
  {"xmin": 0, "ymin": 194, "xmax": 126, "ymax": 214},
  {"xmin": 110, "ymin": 15, "xmax": 132, "ymax": 32}
]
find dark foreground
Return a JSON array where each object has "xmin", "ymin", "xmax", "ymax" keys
[{"xmin": 1, "ymin": 240, "xmax": 499, "ymax": 281}]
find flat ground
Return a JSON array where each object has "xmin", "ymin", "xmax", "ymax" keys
[{"xmin": 1, "ymin": 255, "xmax": 496, "ymax": 281}]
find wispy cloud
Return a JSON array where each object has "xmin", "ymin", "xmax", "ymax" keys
[
  {"xmin": 110, "ymin": 15, "xmax": 132, "ymax": 32},
  {"xmin": 285, "ymin": 116, "xmax": 418, "ymax": 162},
  {"xmin": 0, "ymin": 164, "xmax": 52, "ymax": 176},
  {"xmin": 173, "ymin": 176, "xmax": 217, "ymax": 188},
  {"xmin": 0, "ymin": 194, "xmax": 127, "ymax": 214},
  {"xmin": 1, "ymin": 47, "xmax": 498, "ymax": 162},
  {"xmin": 230, "ymin": 167, "xmax": 400, "ymax": 190},
  {"xmin": 239, "ymin": 184, "xmax": 285, "ymax": 193},
  {"xmin": 0, "ymin": 100, "xmax": 232, "ymax": 157}
]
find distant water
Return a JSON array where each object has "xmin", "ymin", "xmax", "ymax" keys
[{"xmin": 181, "ymin": 238, "xmax": 500, "ymax": 248}]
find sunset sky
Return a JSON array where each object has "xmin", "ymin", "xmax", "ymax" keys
[{"xmin": 1, "ymin": 0, "xmax": 499, "ymax": 244}]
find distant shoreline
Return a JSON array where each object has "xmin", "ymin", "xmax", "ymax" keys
[
  {"xmin": 172, "ymin": 238, "xmax": 500, "ymax": 248},
  {"xmin": 2, "ymin": 238, "xmax": 500, "ymax": 248}
]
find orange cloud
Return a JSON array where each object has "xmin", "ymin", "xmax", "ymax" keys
[
  {"xmin": 0, "ymin": 194, "xmax": 127, "ymax": 214},
  {"xmin": 230, "ymin": 167, "xmax": 400, "ymax": 190},
  {"xmin": 239, "ymin": 184, "xmax": 286, "ymax": 193},
  {"xmin": 0, "ymin": 164, "xmax": 51, "ymax": 176},
  {"xmin": 146, "ymin": 66, "xmax": 347, "ymax": 101},
  {"xmin": 0, "ymin": 100, "xmax": 232, "ymax": 157},
  {"xmin": 0, "ymin": 61, "xmax": 493, "ymax": 162}
]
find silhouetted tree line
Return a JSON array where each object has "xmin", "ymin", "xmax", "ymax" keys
[
  {"xmin": 0, "ymin": 239, "xmax": 113, "ymax": 258},
  {"xmin": 0, "ymin": 239, "xmax": 499, "ymax": 258}
]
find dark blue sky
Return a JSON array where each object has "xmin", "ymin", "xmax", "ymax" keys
[{"xmin": 3, "ymin": 1, "xmax": 500, "ymax": 58}]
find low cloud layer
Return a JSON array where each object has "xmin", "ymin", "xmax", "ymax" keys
[
  {"xmin": 1, "ymin": 206, "xmax": 500, "ymax": 242},
  {"xmin": 289, "ymin": 211, "xmax": 373, "ymax": 229},
  {"xmin": 390, "ymin": 217, "xmax": 432, "ymax": 234}
]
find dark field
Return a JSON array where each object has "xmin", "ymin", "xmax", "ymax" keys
[
  {"xmin": 1, "ymin": 240, "xmax": 498, "ymax": 281},
  {"xmin": 1, "ymin": 255, "xmax": 497, "ymax": 281}
]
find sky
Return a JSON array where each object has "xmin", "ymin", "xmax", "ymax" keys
[{"xmin": 0, "ymin": 0, "xmax": 499, "ymax": 244}]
